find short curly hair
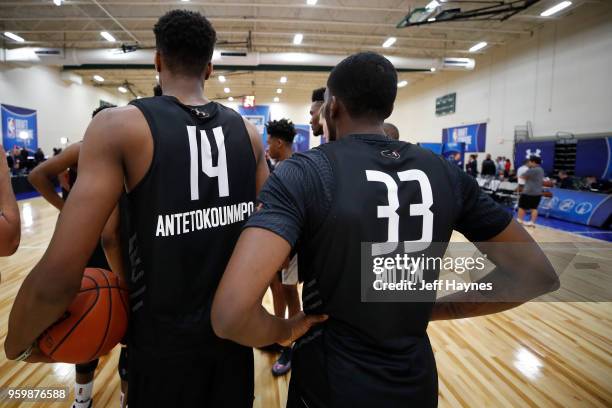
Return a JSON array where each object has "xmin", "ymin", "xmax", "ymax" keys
[
  {"xmin": 327, "ymin": 52, "xmax": 397, "ymax": 120},
  {"xmin": 311, "ymin": 87, "xmax": 325, "ymax": 103},
  {"xmin": 266, "ymin": 119, "xmax": 296, "ymax": 144},
  {"xmin": 154, "ymin": 10, "xmax": 217, "ymax": 77}
]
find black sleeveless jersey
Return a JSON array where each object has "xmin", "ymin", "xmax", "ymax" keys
[{"xmin": 127, "ymin": 96, "xmax": 256, "ymax": 355}]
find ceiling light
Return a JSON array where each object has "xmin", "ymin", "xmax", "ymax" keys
[
  {"xmin": 93, "ymin": 75, "xmax": 105, "ymax": 82},
  {"xmin": 274, "ymin": 97, "xmax": 280, "ymax": 102},
  {"xmin": 53, "ymin": 0, "xmax": 62, "ymax": 5},
  {"xmin": 155, "ymin": 74, "xmax": 159, "ymax": 81},
  {"xmin": 218, "ymin": 75, "xmax": 226, "ymax": 83},
  {"xmin": 181, "ymin": 0, "xmax": 190, "ymax": 2},
  {"xmin": 4, "ymin": 32, "xmax": 25, "ymax": 42},
  {"xmin": 425, "ymin": 0, "xmax": 440, "ymax": 10},
  {"xmin": 228, "ymin": 96, "xmax": 234, "ymax": 101},
  {"xmin": 224, "ymin": 87, "xmax": 230, "ymax": 93},
  {"xmin": 100, "ymin": 31, "xmax": 116, "ymax": 42},
  {"xmin": 280, "ymin": 76, "xmax": 287, "ymax": 83},
  {"xmin": 397, "ymin": 80, "xmax": 408, "ymax": 88},
  {"xmin": 430, "ymin": 67, "xmax": 436, "ymax": 72},
  {"xmin": 276, "ymin": 88, "xmax": 283, "ymax": 94},
  {"xmin": 137, "ymin": 96, "xmax": 142, "ymax": 99},
  {"xmin": 293, "ymin": 33, "xmax": 303, "ymax": 45},
  {"xmin": 469, "ymin": 41, "xmax": 488, "ymax": 53},
  {"xmin": 382, "ymin": 37, "xmax": 396, "ymax": 48},
  {"xmin": 117, "ymin": 86, "xmax": 127, "ymax": 93},
  {"xmin": 306, "ymin": 0, "xmax": 318, "ymax": 5},
  {"xmin": 540, "ymin": 1, "xmax": 572, "ymax": 17}
]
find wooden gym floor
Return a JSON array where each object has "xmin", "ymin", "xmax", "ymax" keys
[{"xmin": 0, "ymin": 197, "xmax": 611, "ymax": 407}]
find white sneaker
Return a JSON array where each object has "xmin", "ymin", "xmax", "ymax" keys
[{"xmin": 517, "ymin": 219, "xmax": 524, "ymax": 224}]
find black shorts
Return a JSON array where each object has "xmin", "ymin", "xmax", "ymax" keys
[
  {"xmin": 127, "ymin": 343, "xmax": 253, "ymax": 408},
  {"xmin": 519, "ymin": 194, "xmax": 542, "ymax": 210}
]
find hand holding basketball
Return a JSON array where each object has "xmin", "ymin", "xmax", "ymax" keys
[{"xmin": 37, "ymin": 268, "xmax": 129, "ymax": 364}]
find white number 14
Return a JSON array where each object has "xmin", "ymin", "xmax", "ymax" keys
[{"xmin": 187, "ymin": 126, "xmax": 229, "ymax": 200}]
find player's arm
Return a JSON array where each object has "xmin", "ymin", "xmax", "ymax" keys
[
  {"xmin": 4, "ymin": 108, "xmax": 131, "ymax": 361},
  {"xmin": 212, "ymin": 153, "xmax": 326, "ymax": 347},
  {"xmin": 28, "ymin": 143, "xmax": 81, "ymax": 211},
  {"xmin": 101, "ymin": 205, "xmax": 126, "ymax": 282},
  {"xmin": 0, "ymin": 145, "xmax": 20, "ymax": 256},
  {"xmin": 243, "ymin": 118, "xmax": 270, "ymax": 194},
  {"xmin": 431, "ymin": 170, "xmax": 559, "ymax": 321}
]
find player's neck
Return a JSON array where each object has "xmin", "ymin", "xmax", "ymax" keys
[
  {"xmin": 161, "ymin": 76, "xmax": 209, "ymax": 106},
  {"xmin": 335, "ymin": 120, "xmax": 385, "ymax": 140},
  {"xmin": 278, "ymin": 147, "xmax": 293, "ymax": 162}
]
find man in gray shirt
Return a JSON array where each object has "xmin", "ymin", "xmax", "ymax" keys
[{"xmin": 518, "ymin": 156, "xmax": 545, "ymax": 227}]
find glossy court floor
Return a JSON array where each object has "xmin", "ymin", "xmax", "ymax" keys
[{"xmin": 1, "ymin": 197, "xmax": 611, "ymax": 407}]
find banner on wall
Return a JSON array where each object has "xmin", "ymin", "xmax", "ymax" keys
[
  {"xmin": 442, "ymin": 142, "xmax": 465, "ymax": 168},
  {"xmin": 442, "ymin": 122, "xmax": 486, "ymax": 152},
  {"xmin": 238, "ymin": 105, "xmax": 270, "ymax": 146},
  {"xmin": 514, "ymin": 140, "xmax": 555, "ymax": 175},
  {"xmin": 1, "ymin": 104, "xmax": 38, "ymax": 151},
  {"xmin": 418, "ymin": 142, "xmax": 443, "ymax": 155},
  {"xmin": 539, "ymin": 188, "xmax": 612, "ymax": 227},
  {"xmin": 575, "ymin": 137, "xmax": 612, "ymax": 180},
  {"xmin": 293, "ymin": 125, "xmax": 310, "ymax": 153}
]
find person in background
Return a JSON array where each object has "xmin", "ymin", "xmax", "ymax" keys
[
  {"xmin": 481, "ymin": 154, "xmax": 496, "ymax": 177},
  {"xmin": 0, "ymin": 144, "xmax": 20, "ymax": 256},
  {"xmin": 516, "ymin": 159, "xmax": 529, "ymax": 192},
  {"xmin": 309, "ymin": 87, "xmax": 325, "ymax": 137},
  {"xmin": 34, "ymin": 148, "xmax": 45, "ymax": 165},
  {"xmin": 465, "ymin": 154, "xmax": 478, "ymax": 177},
  {"xmin": 266, "ymin": 118, "xmax": 301, "ymax": 377},
  {"xmin": 518, "ymin": 156, "xmax": 544, "ymax": 227},
  {"xmin": 504, "ymin": 158, "xmax": 511, "ymax": 178},
  {"xmin": 19, "ymin": 148, "xmax": 30, "ymax": 173},
  {"xmin": 556, "ymin": 170, "xmax": 574, "ymax": 190},
  {"xmin": 383, "ymin": 122, "xmax": 399, "ymax": 140}
]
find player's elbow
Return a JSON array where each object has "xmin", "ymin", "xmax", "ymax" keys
[
  {"xmin": 211, "ymin": 297, "xmax": 243, "ymax": 341},
  {"xmin": 525, "ymin": 261, "xmax": 560, "ymax": 298}
]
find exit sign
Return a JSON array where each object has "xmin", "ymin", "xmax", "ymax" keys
[{"xmin": 436, "ymin": 93, "xmax": 456, "ymax": 116}]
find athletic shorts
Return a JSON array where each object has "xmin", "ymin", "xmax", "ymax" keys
[
  {"xmin": 519, "ymin": 194, "xmax": 542, "ymax": 210},
  {"xmin": 282, "ymin": 255, "xmax": 299, "ymax": 285},
  {"xmin": 127, "ymin": 343, "xmax": 254, "ymax": 408}
]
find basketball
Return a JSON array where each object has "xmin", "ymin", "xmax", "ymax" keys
[{"xmin": 38, "ymin": 268, "xmax": 128, "ymax": 364}]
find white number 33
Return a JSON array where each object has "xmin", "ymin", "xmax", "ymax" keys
[{"xmin": 365, "ymin": 169, "xmax": 433, "ymax": 256}]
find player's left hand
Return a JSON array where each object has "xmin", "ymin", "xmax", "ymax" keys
[{"xmin": 280, "ymin": 312, "xmax": 328, "ymax": 347}]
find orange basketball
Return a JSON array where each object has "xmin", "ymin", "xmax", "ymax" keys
[{"xmin": 38, "ymin": 268, "xmax": 129, "ymax": 364}]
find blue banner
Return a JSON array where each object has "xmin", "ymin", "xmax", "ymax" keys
[
  {"xmin": 539, "ymin": 188, "xmax": 612, "ymax": 227},
  {"xmin": 442, "ymin": 123, "xmax": 486, "ymax": 152},
  {"xmin": 418, "ymin": 142, "xmax": 443, "ymax": 155},
  {"xmin": 1, "ymin": 104, "xmax": 38, "ymax": 151},
  {"xmin": 514, "ymin": 140, "xmax": 555, "ymax": 175},
  {"xmin": 293, "ymin": 125, "xmax": 310, "ymax": 153},
  {"xmin": 442, "ymin": 142, "xmax": 465, "ymax": 168},
  {"xmin": 238, "ymin": 105, "xmax": 270, "ymax": 146},
  {"xmin": 575, "ymin": 137, "xmax": 612, "ymax": 180}
]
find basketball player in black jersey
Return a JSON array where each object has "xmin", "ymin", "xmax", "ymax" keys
[
  {"xmin": 27, "ymin": 106, "xmax": 128, "ymax": 408},
  {"xmin": 211, "ymin": 52, "xmax": 559, "ymax": 407},
  {"xmin": 0, "ymin": 144, "xmax": 20, "ymax": 256},
  {"xmin": 266, "ymin": 119, "xmax": 301, "ymax": 376},
  {"xmin": 6, "ymin": 9, "xmax": 268, "ymax": 407}
]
